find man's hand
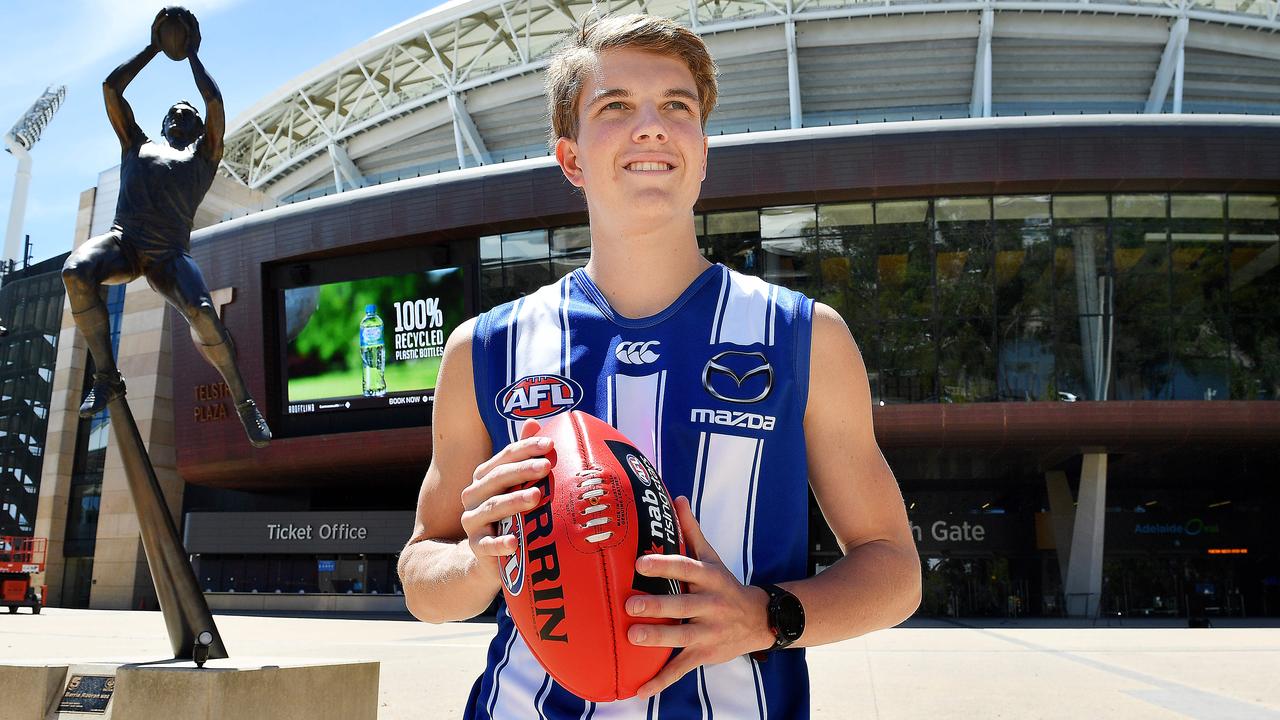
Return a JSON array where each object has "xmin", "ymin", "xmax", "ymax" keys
[
  {"xmin": 182, "ymin": 8, "xmax": 203, "ymax": 57},
  {"xmin": 150, "ymin": 8, "xmax": 202, "ymax": 56},
  {"xmin": 458, "ymin": 419, "xmax": 553, "ymax": 588},
  {"xmin": 150, "ymin": 9, "xmax": 166, "ymax": 50},
  {"xmin": 625, "ymin": 496, "xmax": 776, "ymax": 698}
]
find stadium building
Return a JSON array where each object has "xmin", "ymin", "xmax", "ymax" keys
[
  {"xmin": 0, "ymin": 254, "xmax": 68, "ymax": 539},
  {"xmin": 28, "ymin": 0, "xmax": 1280, "ymax": 618}
]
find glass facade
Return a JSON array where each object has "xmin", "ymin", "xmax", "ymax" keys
[
  {"xmin": 1095, "ymin": 466, "xmax": 1269, "ymax": 619},
  {"xmin": 193, "ymin": 553, "xmax": 401, "ymax": 595},
  {"xmin": 480, "ymin": 193, "xmax": 1280, "ymax": 403},
  {"xmin": 480, "ymin": 226, "xmax": 591, "ymax": 309},
  {"xmin": 0, "ymin": 255, "xmax": 68, "ymax": 536},
  {"xmin": 473, "ymin": 192, "xmax": 1279, "ymax": 619},
  {"xmin": 60, "ymin": 283, "xmax": 125, "ymax": 608}
]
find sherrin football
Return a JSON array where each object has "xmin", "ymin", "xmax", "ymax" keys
[
  {"xmin": 156, "ymin": 9, "xmax": 192, "ymax": 61},
  {"xmin": 497, "ymin": 410, "xmax": 686, "ymax": 702}
]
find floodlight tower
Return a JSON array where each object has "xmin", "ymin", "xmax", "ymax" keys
[{"xmin": 3, "ymin": 85, "xmax": 66, "ymax": 274}]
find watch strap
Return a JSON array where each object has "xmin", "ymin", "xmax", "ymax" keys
[{"xmin": 750, "ymin": 582, "xmax": 803, "ymax": 661}]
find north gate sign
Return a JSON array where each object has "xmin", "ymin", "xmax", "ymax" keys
[{"xmin": 908, "ymin": 514, "xmax": 1029, "ymax": 554}]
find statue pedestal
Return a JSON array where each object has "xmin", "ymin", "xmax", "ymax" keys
[{"xmin": 0, "ymin": 658, "xmax": 378, "ymax": 719}]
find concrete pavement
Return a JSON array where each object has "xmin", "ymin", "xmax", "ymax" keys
[{"xmin": 3, "ymin": 609, "xmax": 1279, "ymax": 718}]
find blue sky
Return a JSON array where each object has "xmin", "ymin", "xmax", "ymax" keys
[{"xmin": 0, "ymin": 0, "xmax": 445, "ymax": 267}]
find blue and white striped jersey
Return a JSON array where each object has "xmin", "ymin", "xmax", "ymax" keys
[{"xmin": 466, "ymin": 263, "xmax": 815, "ymax": 720}]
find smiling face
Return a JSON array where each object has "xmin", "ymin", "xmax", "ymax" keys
[{"xmin": 555, "ymin": 48, "xmax": 709, "ymax": 230}]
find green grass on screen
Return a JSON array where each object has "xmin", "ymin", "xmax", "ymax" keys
[{"xmin": 288, "ymin": 358, "xmax": 441, "ymax": 401}]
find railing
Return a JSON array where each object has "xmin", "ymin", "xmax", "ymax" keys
[{"xmin": 0, "ymin": 536, "xmax": 46, "ymax": 565}]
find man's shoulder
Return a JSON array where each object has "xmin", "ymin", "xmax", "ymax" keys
[
  {"xmin": 195, "ymin": 135, "xmax": 221, "ymax": 167},
  {"xmin": 717, "ymin": 266, "xmax": 815, "ymax": 328},
  {"xmin": 722, "ymin": 265, "xmax": 810, "ymax": 302},
  {"xmin": 122, "ymin": 136, "xmax": 150, "ymax": 156},
  {"xmin": 475, "ymin": 278, "xmax": 571, "ymax": 331}
]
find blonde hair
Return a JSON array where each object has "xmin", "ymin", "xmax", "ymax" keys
[{"xmin": 545, "ymin": 13, "xmax": 718, "ymax": 149}]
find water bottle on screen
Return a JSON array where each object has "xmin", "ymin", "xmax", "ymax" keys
[{"xmin": 360, "ymin": 304, "xmax": 387, "ymax": 397}]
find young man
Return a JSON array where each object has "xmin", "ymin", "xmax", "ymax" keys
[{"xmin": 398, "ymin": 14, "xmax": 920, "ymax": 718}]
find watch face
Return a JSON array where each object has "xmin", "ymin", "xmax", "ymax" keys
[{"xmin": 775, "ymin": 592, "xmax": 805, "ymax": 643}]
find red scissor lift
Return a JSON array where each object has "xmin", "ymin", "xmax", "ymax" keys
[{"xmin": 0, "ymin": 536, "xmax": 46, "ymax": 614}]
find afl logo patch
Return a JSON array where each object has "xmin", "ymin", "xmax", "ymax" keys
[
  {"xmin": 497, "ymin": 374, "xmax": 582, "ymax": 421},
  {"xmin": 498, "ymin": 513, "xmax": 526, "ymax": 596},
  {"xmin": 626, "ymin": 454, "xmax": 655, "ymax": 487}
]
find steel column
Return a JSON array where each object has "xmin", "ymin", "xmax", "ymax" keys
[
  {"xmin": 786, "ymin": 19, "xmax": 802, "ymax": 129},
  {"xmin": 2, "ymin": 135, "xmax": 31, "ymax": 271},
  {"xmin": 1064, "ymin": 453, "xmax": 1108, "ymax": 619},
  {"xmin": 1146, "ymin": 16, "xmax": 1189, "ymax": 113},
  {"xmin": 970, "ymin": 8, "xmax": 994, "ymax": 118},
  {"xmin": 328, "ymin": 142, "xmax": 367, "ymax": 189},
  {"xmin": 448, "ymin": 92, "xmax": 492, "ymax": 167}
]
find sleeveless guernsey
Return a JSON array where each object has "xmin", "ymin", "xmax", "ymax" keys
[
  {"xmin": 467, "ymin": 263, "xmax": 814, "ymax": 720},
  {"xmin": 113, "ymin": 136, "xmax": 216, "ymax": 262}
]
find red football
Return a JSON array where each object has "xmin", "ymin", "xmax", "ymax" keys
[{"xmin": 497, "ymin": 410, "xmax": 686, "ymax": 702}]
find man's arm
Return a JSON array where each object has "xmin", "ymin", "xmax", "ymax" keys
[
  {"xmin": 397, "ymin": 319, "xmax": 553, "ymax": 623},
  {"xmin": 103, "ymin": 44, "xmax": 157, "ymax": 150},
  {"xmin": 627, "ymin": 301, "xmax": 921, "ymax": 696},
  {"xmin": 190, "ymin": 52, "xmax": 224, "ymax": 164},
  {"xmin": 779, "ymin": 302, "xmax": 922, "ymax": 643},
  {"xmin": 181, "ymin": 13, "xmax": 224, "ymax": 165}
]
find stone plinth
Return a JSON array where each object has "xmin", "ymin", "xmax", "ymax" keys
[{"xmin": 0, "ymin": 658, "xmax": 378, "ymax": 720}]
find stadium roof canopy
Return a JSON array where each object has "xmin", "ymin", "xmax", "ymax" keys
[{"xmin": 221, "ymin": 0, "xmax": 1280, "ymax": 201}]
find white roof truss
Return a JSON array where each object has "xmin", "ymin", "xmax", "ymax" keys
[
  {"xmin": 970, "ymin": 7, "xmax": 994, "ymax": 118},
  {"xmin": 222, "ymin": 0, "xmax": 1280, "ymax": 194},
  {"xmin": 1146, "ymin": 15, "xmax": 1191, "ymax": 113}
]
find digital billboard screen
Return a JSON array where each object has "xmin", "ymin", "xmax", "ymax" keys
[{"xmin": 283, "ymin": 266, "xmax": 465, "ymax": 417}]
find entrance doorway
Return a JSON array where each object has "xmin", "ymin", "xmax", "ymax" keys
[
  {"xmin": 1103, "ymin": 555, "xmax": 1253, "ymax": 618},
  {"xmin": 920, "ymin": 556, "xmax": 1031, "ymax": 617},
  {"xmin": 60, "ymin": 557, "xmax": 94, "ymax": 608}
]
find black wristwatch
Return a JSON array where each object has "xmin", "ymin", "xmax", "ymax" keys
[{"xmin": 752, "ymin": 583, "xmax": 804, "ymax": 660}]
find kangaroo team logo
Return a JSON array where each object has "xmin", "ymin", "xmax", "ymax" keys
[
  {"xmin": 497, "ymin": 374, "xmax": 582, "ymax": 421},
  {"xmin": 498, "ymin": 513, "xmax": 526, "ymax": 596}
]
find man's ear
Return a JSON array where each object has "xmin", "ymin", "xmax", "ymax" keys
[
  {"xmin": 555, "ymin": 136, "xmax": 585, "ymax": 188},
  {"xmin": 700, "ymin": 135, "xmax": 709, "ymax": 181}
]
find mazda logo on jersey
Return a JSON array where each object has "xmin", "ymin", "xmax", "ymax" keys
[
  {"xmin": 701, "ymin": 351, "xmax": 773, "ymax": 404},
  {"xmin": 497, "ymin": 374, "xmax": 582, "ymax": 421}
]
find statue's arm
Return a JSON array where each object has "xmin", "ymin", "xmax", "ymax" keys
[
  {"xmin": 171, "ymin": 11, "xmax": 225, "ymax": 166},
  {"xmin": 103, "ymin": 45, "xmax": 158, "ymax": 150},
  {"xmin": 190, "ymin": 51, "xmax": 224, "ymax": 165}
]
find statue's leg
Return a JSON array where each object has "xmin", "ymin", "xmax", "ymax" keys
[
  {"xmin": 62, "ymin": 231, "xmax": 139, "ymax": 416},
  {"xmin": 147, "ymin": 252, "xmax": 272, "ymax": 448}
]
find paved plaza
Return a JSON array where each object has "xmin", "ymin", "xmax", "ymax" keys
[{"xmin": 2, "ymin": 609, "xmax": 1279, "ymax": 718}]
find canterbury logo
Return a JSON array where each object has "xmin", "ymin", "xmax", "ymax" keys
[{"xmin": 615, "ymin": 341, "xmax": 661, "ymax": 365}]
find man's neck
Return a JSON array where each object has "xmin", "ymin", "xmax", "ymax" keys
[{"xmin": 583, "ymin": 215, "xmax": 711, "ymax": 319}]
